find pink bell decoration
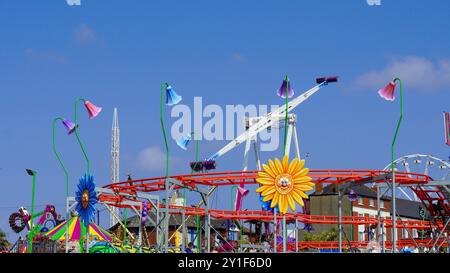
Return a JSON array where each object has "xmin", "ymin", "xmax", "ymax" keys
[
  {"xmin": 234, "ymin": 186, "xmax": 249, "ymax": 211},
  {"xmin": 378, "ymin": 81, "xmax": 396, "ymax": 101},
  {"xmin": 84, "ymin": 100, "xmax": 102, "ymax": 119}
]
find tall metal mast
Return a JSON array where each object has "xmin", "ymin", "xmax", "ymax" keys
[{"xmin": 110, "ymin": 107, "xmax": 120, "ymax": 227}]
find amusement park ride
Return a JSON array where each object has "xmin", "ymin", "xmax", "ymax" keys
[{"xmin": 7, "ymin": 77, "xmax": 450, "ymax": 254}]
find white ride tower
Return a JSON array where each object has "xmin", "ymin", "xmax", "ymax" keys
[{"xmin": 110, "ymin": 108, "xmax": 120, "ymax": 228}]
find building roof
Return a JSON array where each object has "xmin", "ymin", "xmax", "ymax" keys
[
  {"xmin": 395, "ymin": 198, "xmax": 427, "ymax": 220},
  {"xmin": 311, "ymin": 184, "xmax": 428, "ymax": 219},
  {"xmin": 311, "ymin": 184, "xmax": 389, "ymax": 200}
]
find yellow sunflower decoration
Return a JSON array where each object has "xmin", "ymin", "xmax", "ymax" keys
[{"xmin": 256, "ymin": 155, "xmax": 314, "ymax": 214}]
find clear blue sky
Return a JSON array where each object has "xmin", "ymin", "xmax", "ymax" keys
[{"xmin": 0, "ymin": 0, "xmax": 449, "ymax": 241}]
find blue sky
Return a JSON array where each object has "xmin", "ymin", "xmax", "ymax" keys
[{"xmin": 0, "ymin": 1, "xmax": 449, "ymax": 241}]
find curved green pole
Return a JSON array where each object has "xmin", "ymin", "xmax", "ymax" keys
[
  {"xmin": 52, "ymin": 117, "xmax": 70, "ymax": 196},
  {"xmin": 391, "ymin": 77, "xmax": 403, "ymax": 253},
  {"xmin": 27, "ymin": 171, "xmax": 36, "ymax": 253},
  {"xmin": 283, "ymin": 75, "xmax": 289, "ymax": 156},
  {"xmin": 52, "ymin": 117, "xmax": 71, "ymax": 253},
  {"xmin": 160, "ymin": 83, "xmax": 170, "ymax": 178},
  {"xmin": 74, "ymin": 98, "xmax": 90, "ymax": 176}
]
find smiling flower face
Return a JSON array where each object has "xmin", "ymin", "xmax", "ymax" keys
[
  {"xmin": 75, "ymin": 174, "xmax": 98, "ymax": 226},
  {"xmin": 256, "ymin": 155, "xmax": 314, "ymax": 214}
]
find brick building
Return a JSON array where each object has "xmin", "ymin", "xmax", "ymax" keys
[{"xmin": 306, "ymin": 184, "xmax": 429, "ymax": 243}]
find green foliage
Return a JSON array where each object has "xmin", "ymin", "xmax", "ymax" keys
[
  {"xmin": 303, "ymin": 227, "xmax": 339, "ymax": 242},
  {"xmin": 0, "ymin": 229, "xmax": 10, "ymax": 251}
]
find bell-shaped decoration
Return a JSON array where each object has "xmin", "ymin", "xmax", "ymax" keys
[
  {"xmin": 84, "ymin": 100, "xmax": 102, "ymax": 119},
  {"xmin": 165, "ymin": 84, "xmax": 182, "ymax": 106},
  {"xmin": 176, "ymin": 134, "xmax": 192, "ymax": 150},
  {"xmin": 61, "ymin": 119, "xmax": 78, "ymax": 135},
  {"xmin": 378, "ymin": 81, "xmax": 396, "ymax": 101},
  {"xmin": 276, "ymin": 76, "xmax": 294, "ymax": 99}
]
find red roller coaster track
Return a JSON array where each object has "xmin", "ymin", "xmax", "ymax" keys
[{"xmin": 99, "ymin": 169, "xmax": 449, "ymax": 250}]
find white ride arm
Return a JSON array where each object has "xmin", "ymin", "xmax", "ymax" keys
[{"xmin": 208, "ymin": 82, "xmax": 327, "ymax": 161}]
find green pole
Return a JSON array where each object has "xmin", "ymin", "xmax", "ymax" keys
[
  {"xmin": 123, "ymin": 208, "xmax": 127, "ymax": 244},
  {"xmin": 74, "ymin": 98, "xmax": 92, "ymax": 252},
  {"xmin": 390, "ymin": 77, "xmax": 403, "ymax": 253},
  {"xmin": 52, "ymin": 117, "xmax": 70, "ymax": 196},
  {"xmin": 160, "ymin": 83, "xmax": 170, "ymax": 178},
  {"xmin": 74, "ymin": 98, "xmax": 91, "ymax": 176},
  {"xmin": 283, "ymin": 75, "xmax": 289, "ymax": 156},
  {"xmin": 52, "ymin": 117, "xmax": 71, "ymax": 253},
  {"xmin": 27, "ymin": 170, "xmax": 36, "ymax": 253},
  {"xmin": 79, "ymin": 223, "xmax": 85, "ymax": 253},
  {"xmin": 196, "ymin": 214, "xmax": 200, "ymax": 252}
]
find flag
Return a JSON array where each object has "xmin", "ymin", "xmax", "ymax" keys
[{"xmin": 445, "ymin": 111, "xmax": 450, "ymax": 146}]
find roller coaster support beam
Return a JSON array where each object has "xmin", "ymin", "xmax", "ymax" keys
[
  {"xmin": 295, "ymin": 219, "xmax": 299, "ymax": 253},
  {"xmin": 283, "ymin": 215, "xmax": 287, "ymax": 252},
  {"xmin": 164, "ymin": 178, "xmax": 209, "ymax": 252},
  {"xmin": 338, "ymin": 189, "xmax": 343, "ymax": 252},
  {"xmin": 431, "ymin": 217, "xmax": 450, "ymax": 252},
  {"xmin": 168, "ymin": 186, "xmax": 215, "ymax": 243},
  {"xmin": 97, "ymin": 187, "xmax": 160, "ymax": 249},
  {"xmin": 273, "ymin": 211, "xmax": 277, "ymax": 253},
  {"xmin": 103, "ymin": 204, "xmax": 136, "ymax": 242}
]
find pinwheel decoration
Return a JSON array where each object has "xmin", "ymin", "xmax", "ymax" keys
[
  {"xmin": 75, "ymin": 174, "xmax": 98, "ymax": 226},
  {"xmin": 256, "ymin": 155, "xmax": 314, "ymax": 214}
]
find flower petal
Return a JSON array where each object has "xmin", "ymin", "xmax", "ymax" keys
[
  {"xmin": 294, "ymin": 184, "xmax": 314, "ymax": 191},
  {"xmin": 293, "ymin": 188, "xmax": 309, "ymax": 199},
  {"xmin": 262, "ymin": 193, "xmax": 274, "ymax": 202},
  {"xmin": 256, "ymin": 185, "xmax": 271, "ymax": 193},
  {"xmin": 286, "ymin": 194, "xmax": 296, "ymax": 211},
  {"xmin": 256, "ymin": 177, "xmax": 275, "ymax": 185},
  {"xmin": 294, "ymin": 176, "xmax": 312, "ymax": 184},
  {"xmin": 287, "ymin": 158, "xmax": 299, "ymax": 174},
  {"xmin": 293, "ymin": 168, "xmax": 309, "ymax": 179},
  {"xmin": 261, "ymin": 187, "xmax": 276, "ymax": 196},
  {"xmin": 258, "ymin": 171, "xmax": 273, "ymax": 179},
  {"xmin": 270, "ymin": 192, "xmax": 280, "ymax": 208},
  {"xmin": 274, "ymin": 158, "xmax": 284, "ymax": 174},
  {"xmin": 282, "ymin": 155, "xmax": 289, "ymax": 172},
  {"xmin": 291, "ymin": 191, "xmax": 305, "ymax": 207},
  {"xmin": 279, "ymin": 195, "xmax": 288, "ymax": 214},
  {"xmin": 263, "ymin": 163, "xmax": 277, "ymax": 178},
  {"xmin": 268, "ymin": 159, "xmax": 280, "ymax": 176},
  {"xmin": 292, "ymin": 159, "xmax": 306, "ymax": 174}
]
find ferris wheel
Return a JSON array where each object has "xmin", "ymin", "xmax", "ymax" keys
[{"xmin": 383, "ymin": 154, "xmax": 450, "ymax": 201}]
